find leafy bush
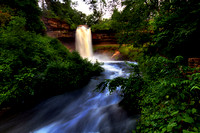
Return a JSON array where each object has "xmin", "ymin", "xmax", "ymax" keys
[
  {"xmin": 119, "ymin": 46, "xmax": 143, "ymax": 61},
  {"xmin": 91, "ymin": 19, "xmax": 113, "ymax": 32},
  {"xmin": 0, "ymin": 0, "xmax": 45, "ymax": 33},
  {"xmin": 96, "ymin": 63, "xmax": 145, "ymax": 114},
  {"xmin": 42, "ymin": 1, "xmax": 87, "ymax": 30},
  {"xmin": 0, "ymin": 16, "xmax": 103, "ymax": 107},
  {"xmin": 0, "ymin": 10, "xmax": 11, "ymax": 27},
  {"xmin": 146, "ymin": 1, "xmax": 200, "ymax": 59},
  {"xmin": 97, "ymin": 56, "xmax": 200, "ymax": 132},
  {"xmin": 100, "ymin": 0, "xmax": 200, "ymax": 132},
  {"xmin": 136, "ymin": 56, "xmax": 200, "ymax": 132}
]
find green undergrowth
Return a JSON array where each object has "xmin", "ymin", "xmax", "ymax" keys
[
  {"xmin": 0, "ymin": 15, "xmax": 103, "ymax": 108},
  {"xmin": 93, "ymin": 45, "xmax": 142, "ymax": 61},
  {"xmin": 91, "ymin": 19, "xmax": 113, "ymax": 32},
  {"xmin": 96, "ymin": 56, "xmax": 200, "ymax": 132},
  {"xmin": 94, "ymin": 0, "xmax": 200, "ymax": 132},
  {"xmin": 93, "ymin": 45, "xmax": 119, "ymax": 52},
  {"xmin": 135, "ymin": 56, "xmax": 200, "ymax": 133},
  {"xmin": 118, "ymin": 46, "xmax": 143, "ymax": 61}
]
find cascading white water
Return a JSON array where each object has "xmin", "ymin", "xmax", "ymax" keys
[
  {"xmin": 75, "ymin": 26, "xmax": 93, "ymax": 58},
  {"xmin": 0, "ymin": 62, "xmax": 138, "ymax": 133},
  {"xmin": 0, "ymin": 26, "xmax": 138, "ymax": 133}
]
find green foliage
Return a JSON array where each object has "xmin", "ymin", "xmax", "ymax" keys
[
  {"xmin": 85, "ymin": 12, "xmax": 103, "ymax": 27},
  {"xmin": 42, "ymin": 1, "xmax": 87, "ymax": 29},
  {"xmin": 95, "ymin": 0, "xmax": 200, "ymax": 132},
  {"xmin": 84, "ymin": 0, "xmax": 106, "ymax": 26},
  {"xmin": 91, "ymin": 19, "xmax": 113, "ymax": 32},
  {"xmin": 135, "ymin": 56, "xmax": 200, "ymax": 133},
  {"xmin": 0, "ymin": 10, "xmax": 11, "ymax": 27},
  {"xmin": 98, "ymin": 56, "xmax": 200, "ymax": 132},
  {"xmin": 0, "ymin": 5, "xmax": 16, "ymax": 28},
  {"xmin": 138, "ymin": 56, "xmax": 184, "ymax": 81},
  {"xmin": 111, "ymin": 1, "xmax": 152, "ymax": 46},
  {"xmin": 38, "ymin": 52, "xmax": 104, "ymax": 96},
  {"xmin": 147, "ymin": 0, "xmax": 200, "ymax": 58},
  {"xmin": 96, "ymin": 63, "xmax": 145, "ymax": 113},
  {"xmin": 110, "ymin": 0, "xmax": 200, "ymax": 59},
  {"xmin": 0, "ymin": 0, "xmax": 45, "ymax": 34},
  {"xmin": 119, "ymin": 46, "xmax": 143, "ymax": 61},
  {"xmin": 0, "ymin": 16, "xmax": 103, "ymax": 107}
]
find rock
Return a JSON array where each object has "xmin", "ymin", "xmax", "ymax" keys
[
  {"xmin": 41, "ymin": 17, "xmax": 73, "ymax": 38},
  {"xmin": 41, "ymin": 17, "xmax": 117, "ymax": 48}
]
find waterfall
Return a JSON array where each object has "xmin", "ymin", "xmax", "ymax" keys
[{"xmin": 75, "ymin": 26, "xmax": 93, "ymax": 58}]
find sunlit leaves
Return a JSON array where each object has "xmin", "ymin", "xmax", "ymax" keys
[
  {"xmin": 171, "ymin": 111, "xmax": 179, "ymax": 116},
  {"xmin": 182, "ymin": 114, "xmax": 194, "ymax": 124}
]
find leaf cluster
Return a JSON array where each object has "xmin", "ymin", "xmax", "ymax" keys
[
  {"xmin": 96, "ymin": 63, "xmax": 145, "ymax": 113},
  {"xmin": 147, "ymin": 0, "xmax": 200, "ymax": 58},
  {"xmin": 0, "ymin": 0, "xmax": 45, "ymax": 34},
  {"xmin": 0, "ymin": 16, "xmax": 103, "ymax": 108},
  {"xmin": 97, "ymin": 56, "xmax": 200, "ymax": 132},
  {"xmin": 91, "ymin": 19, "xmax": 113, "ymax": 32},
  {"xmin": 135, "ymin": 56, "xmax": 200, "ymax": 133},
  {"xmin": 42, "ymin": 0, "xmax": 88, "ymax": 29}
]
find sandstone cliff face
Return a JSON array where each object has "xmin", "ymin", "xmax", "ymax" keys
[
  {"xmin": 92, "ymin": 31, "xmax": 117, "ymax": 44},
  {"xmin": 41, "ymin": 17, "xmax": 117, "ymax": 45},
  {"xmin": 42, "ymin": 17, "xmax": 74, "ymax": 38}
]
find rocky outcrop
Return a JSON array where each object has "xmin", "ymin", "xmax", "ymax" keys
[
  {"xmin": 42, "ymin": 17, "xmax": 74, "ymax": 38},
  {"xmin": 92, "ymin": 30, "xmax": 117, "ymax": 44},
  {"xmin": 42, "ymin": 17, "xmax": 117, "ymax": 47}
]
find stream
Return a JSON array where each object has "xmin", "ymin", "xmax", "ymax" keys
[{"xmin": 0, "ymin": 61, "xmax": 137, "ymax": 133}]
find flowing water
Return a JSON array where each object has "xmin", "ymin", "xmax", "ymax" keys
[
  {"xmin": 75, "ymin": 26, "xmax": 93, "ymax": 58},
  {"xmin": 0, "ymin": 61, "xmax": 137, "ymax": 133},
  {"xmin": 0, "ymin": 26, "xmax": 138, "ymax": 133}
]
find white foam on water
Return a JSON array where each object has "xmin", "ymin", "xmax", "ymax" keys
[{"xmin": 31, "ymin": 62, "xmax": 136, "ymax": 133}]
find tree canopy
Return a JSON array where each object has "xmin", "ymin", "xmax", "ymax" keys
[
  {"xmin": 0, "ymin": 0, "xmax": 45, "ymax": 33},
  {"xmin": 96, "ymin": 0, "xmax": 200, "ymax": 132},
  {"xmin": 40, "ymin": 0, "xmax": 108, "ymax": 28},
  {"xmin": 110, "ymin": 0, "xmax": 200, "ymax": 58}
]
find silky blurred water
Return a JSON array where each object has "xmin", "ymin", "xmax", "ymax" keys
[
  {"xmin": 0, "ymin": 61, "xmax": 137, "ymax": 133},
  {"xmin": 75, "ymin": 26, "xmax": 93, "ymax": 58}
]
